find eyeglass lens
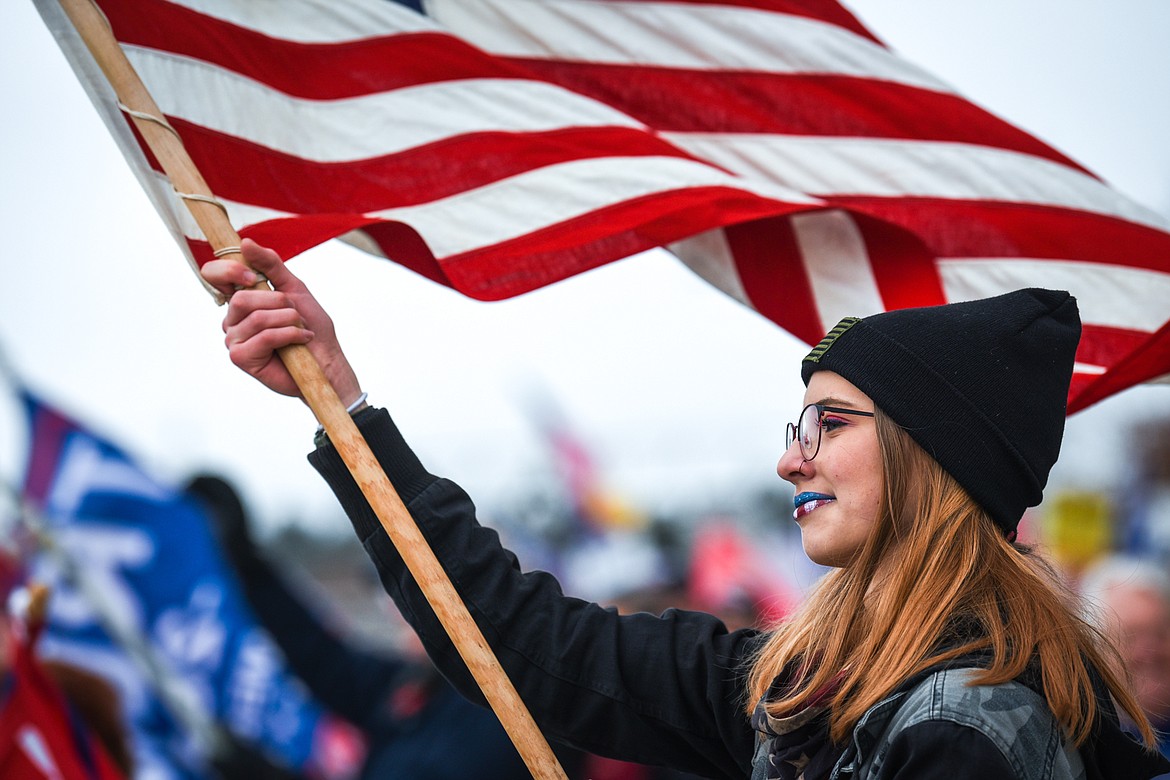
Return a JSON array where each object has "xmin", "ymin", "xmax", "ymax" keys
[{"xmin": 798, "ymin": 403, "xmax": 821, "ymax": 460}]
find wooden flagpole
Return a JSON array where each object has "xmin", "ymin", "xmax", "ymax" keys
[{"xmin": 56, "ymin": 1, "xmax": 568, "ymax": 777}]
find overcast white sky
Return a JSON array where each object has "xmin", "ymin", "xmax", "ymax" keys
[{"xmin": 2, "ymin": 0, "xmax": 1169, "ymax": 536}]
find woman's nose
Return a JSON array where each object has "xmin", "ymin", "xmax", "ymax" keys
[{"xmin": 777, "ymin": 440, "xmax": 808, "ymax": 483}]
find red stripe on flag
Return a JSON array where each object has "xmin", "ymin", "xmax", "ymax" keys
[
  {"xmin": 1077, "ymin": 324, "xmax": 1156, "ymax": 372},
  {"xmin": 852, "ymin": 214, "xmax": 947, "ymax": 312},
  {"xmin": 102, "ymin": 0, "xmax": 527, "ymax": 97},
  {"xmin": 191, "ymin": 217, "xmax": 455, "ymax": 289},
  {"xmin": 1071, "ymin": 322, "xmax": 1170, "ymax": 413},
  {"xmin": 828, "ymin": 197, "xmax": 1170, "ymax": 270},
  {"xmin": 192, "ymin": 191, "xmax": 818, "ymax": 301},
  {"xmin": 511, "ymin": 62, "xmax": 1087, "ymax": 169},
  {"xmin": 189, "ymin": 214, "xmax": 381, "ymax": 269},
  {"xmin": 166, "ymin": 120, "xmax": 707, "ymax": 213},
  {"xmin": 440, "ymin": 189, "xmax": 818, "ymax": 300},
  {"xmin": 725, "ymin": 219, "xmax": 823, "ymax": 342}
]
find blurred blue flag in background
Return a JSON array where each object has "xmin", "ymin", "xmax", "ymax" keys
[{"xmin": 18, "ymin": 386, "xmax": 329, "ymax": 779}]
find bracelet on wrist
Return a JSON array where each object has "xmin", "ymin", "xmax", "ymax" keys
[
  {"xmin": 345, "ymin": 391, "xmax": 368, "ymax": 414},
  {"xmin": 315, "ymin": 392, "xmax": 370, "ymax": 437}
]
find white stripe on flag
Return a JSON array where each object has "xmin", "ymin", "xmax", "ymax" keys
[
  {"xmin": 939, "ymin": 258, "xmax": 1170, "ymax": 333},
  {"xmin": 127, "ymin": 48, "xmax": 647, "ymax": 162},
  {"xmin": 368, "ymin": 156, "xmax": 818, "ymax": 257},
  {"xmin": 428, "ymin": 0, "xmax": 950, "ymax": 92},
  {"xmin": 792, "ymin": 210, "xmax": 883, "ymax": 330},
  {"xmin": 141, "ymin": 168, "xmax": 287, "ymax": 242},
  {"xmin": 670, "ymin": 229, "xmax": 753, "ymax": 308},
  {"xmin": 666, "ymin": 133, "xmax": 1170, "ymax": 231},
  {"xmin": 174, "ymin": 0, "xmax": 437, "ymax": 42},
  {"xmin": 164, "ymin": 155, "xmax": 822, "ymax": 258}
]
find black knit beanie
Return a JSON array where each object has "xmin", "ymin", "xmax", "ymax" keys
[{"xmin": 800, "ymin": 289, "xmax": 1081, "ymax": 535}]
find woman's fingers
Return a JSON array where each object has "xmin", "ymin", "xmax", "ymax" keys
[
  {"xmin": 200, "ymin": 238, "xmax": 302, "ymax": 297},
  {"xmin": 224, "ymin": 302, "xmax": 311, "ymax": 346},
  {"xmin": 224, "ymin": 312, "xmax": 313, "ymax": 398},
  {"xmin": 215, "ymin": 271, "xmax": 314, "ymax": 397},
  {"xmin": 227, "ymin": 323, "xmax": 313, "ymax": 367},
  {"xmin": 221, "ymin": 289, "xmax": 301, "ymax": 331},
  {"xmin": 200, "ymin": 257, "xmax": 258, "ymax": 297},
  {"xmin": 226, "ymin": 326, "xmax": 313, "ymax": 398},
  {"xmin": 200, "ymin": 238, "xmax": 364, "ymax": 403}
]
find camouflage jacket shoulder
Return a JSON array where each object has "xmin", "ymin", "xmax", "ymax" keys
[
  {"xmin": 751, "ymin": 667, "xmax": 1083, "ymax": 780},
  {"xmin": 831, "ymin": 667, "xmax": 1083, "ymax": 780}
]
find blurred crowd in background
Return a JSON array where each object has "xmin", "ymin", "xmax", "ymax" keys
[{"xmin": 2, "ymin": 391, "xmax": 1169, "ymax": 778}]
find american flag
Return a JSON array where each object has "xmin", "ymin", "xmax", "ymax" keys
[{"xmin": 37, "ymin": 0, "xmax": 1170, "ymax": 412}]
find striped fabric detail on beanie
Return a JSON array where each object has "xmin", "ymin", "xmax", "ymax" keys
[{"xmin": 805, "ymin": 317, "xmax": 861, "ymax": 364}]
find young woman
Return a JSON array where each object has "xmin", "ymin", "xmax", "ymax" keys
[{"xmin": 202, "ymin": 240, "xmax": 1169, "ymax": 780}]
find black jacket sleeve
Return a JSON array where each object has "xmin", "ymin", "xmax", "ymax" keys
[{"xmin": 308, "ymin": 408, "xmax": 763, "ymax": 780}]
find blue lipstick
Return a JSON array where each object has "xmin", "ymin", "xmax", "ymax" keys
[{"xmin": 793, "ymin": 491, "xmax": 835, "ymax": 520}]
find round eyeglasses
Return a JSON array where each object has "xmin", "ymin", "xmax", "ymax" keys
[{"xmin": 785, "ymin": 403, "xmax": 875, "ymax": 462}]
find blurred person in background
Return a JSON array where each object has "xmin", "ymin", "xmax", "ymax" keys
[
  {"xmin": 1081, "ymin": 555, "xmax": 1170, "ymax": 760},
  {"xmin": 1119, "ymin": 418, "xmax": 1170, "ymax": 568},
  {"xmin": 201, "ymin": 240, "xmax": 1170, "ymax": 779},
  {"xmin": 186, "ymin": 474, "xmax": 585, "ymax": 780},
  {"xmin": 185, "ymin": 474, "xmax": 569, "ymax": 779}
]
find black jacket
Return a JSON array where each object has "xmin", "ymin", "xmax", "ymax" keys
[{"xmin": 309, "ymin": 408, "xmax": 1170, "ymax": 780}]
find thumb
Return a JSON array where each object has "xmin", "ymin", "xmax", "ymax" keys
[{"xmin": 240, "ymin": 238, "xmax": 302, "ymax": 293}]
